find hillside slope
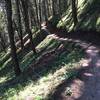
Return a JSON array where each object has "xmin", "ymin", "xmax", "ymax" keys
[{"xmin": 57, "ymin": 0, "xmax": 100, "ymax": 32}]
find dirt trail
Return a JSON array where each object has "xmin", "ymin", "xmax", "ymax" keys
[
  {"xmin": 41, "ymin": 23, "xmax": 100, "ymax": 100},
  {"xmin": 56, "ymin": 45, "xmax": 100, "ymax": 100},
  {"xmin": 48, "ymin": 34, "xmax": 100, "ymax": 100}
]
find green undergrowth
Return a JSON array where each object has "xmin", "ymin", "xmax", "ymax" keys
[
  {"xmin": 0, "ymin": 30, "xmax": 40, "ymax": 70},
  {"xmin": 0, "ymin": 35, "xmax": 85, "ymax": 100},
  {"xmin": 0, "ymin": 36, "xmax": 59, "ymax": 84},
  {"xmin": 57, "ymin": 0, "xmax": 100, "ymax": 32}
]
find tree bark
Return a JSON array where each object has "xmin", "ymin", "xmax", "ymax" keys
[
  {"xmin": 39, "ymin": 0, "xmax": 42, "ymax": 30},
  {"xmin": 72, "ymin": 0, "xmax": 78, "ymax": 26},
  {"xmin": 45, "ymin": 0, "xmax": 50, "ymax": 18},
  {"xmin": 52, "ymin": 0, "xmax": 56, "ymax": 16},
  {"xmin": 21, "ymin": 0, "xmax": 36, "ymax": 53},
  {"xmin": 28, "ymin": 0, "xmax": 37, "ymax": 29},
  {"xmin": 43, "ymin": 0, "xmax": 48, "ymax": 22},
  {"xmin": 15, "ymin": 0, "xmax": 24, "ymax": 49},
  {"xmin": 58, "ymin": 0, "xmax": 62, "ymax": 17},
  {"xmin": 34, "ymin": 0, "xmax": 40, "ymax": 28},
  {"xmin": 5, "ymin": 0, "xmax": 21, "ymax": 76},
  {"xmin": 0, "ymin": 33, "xmax": 6, "ymax": 52}
]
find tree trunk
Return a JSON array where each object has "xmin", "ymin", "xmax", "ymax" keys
[
  {"xmin": 72, "ymin": 0, "xmax": 78, "ymax": 26},
  {"xmin": 52, "ymin": 0, "xmax": 56, "ymax": 16},
  {"xmin": 0, "ymin": 33, "xmax": 6, "ymax": 52},
  {"xmin": 20, "ymin": 0, "xmax": 36, "ymax": 53},
  {"xmin": 39, "ymin": 0, "xmax": 42, "ymax": 30},
  {"xmin": 43, "ymin": 0, "xmax": 48, "ymax": 22},
  {"xmin": 5, "ymin": 0, "xmax": 21, "ymax": 76},
  {"xmin": 45, "ymin": 0, "xmax": 50, "ymax": 18},
  {"xmin": 34, "ymin": 0, "xmax": 40, "ymax": 28},
  {"xmin": 58, "ymin": 0, "xmax": 62, "ymax": 17},
  {"xmin": 28, "ymin": 0, "xmax": 37, "ymax": 28},
  {"xmin": 15, "ymin": 0, "xmax": 24, "ymax": 49}
]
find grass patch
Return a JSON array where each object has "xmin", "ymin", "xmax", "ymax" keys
[
  {"xmin": 0, "ymin": 36, "xmax": 61, "ymax": 84},
  {"xmin": 0, "ymin": 37, "xmax": 85, "ymax": 99},
  {"xmin": 57, "ymin": 0, "xmax": 100, "ymax": 32}
]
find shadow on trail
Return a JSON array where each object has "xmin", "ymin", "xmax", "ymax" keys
[
  {"xmin": 66, "ymin": 30, "xmax": 100, "ymax": 46},
  {"xmin": 0, "ymin": 42, "xmax": 70, "ymax": 96},
  {"xmin": 49, "ymin": 46, "xmax": 100, "ymax": 100},
  {"xmin": 53, "ymin": 28, "xmax": 100, "ymax": 48},
  {"xmin": 48, "ymin": 25, "xmax": 100, "ymax": 47}
]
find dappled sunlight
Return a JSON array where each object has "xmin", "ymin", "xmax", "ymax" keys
[
  {"xmin": 81, "ymin": 59, "xmax": 91, "ymax": 67},
  {"xmin": 21, "ymin": 51, "xmax": 33, "ymax": 64},
  {"xmin": 83, "ymin": 72, "xmax": 94, "ymax": 77},
  {"xmin": 0, "ymin": 52, "xmax": 10, "ymax": 65},
  {"xmin": 0, "ymin": 77, "xmax": 7, "ymax": 83},
  {"xmin": 77, "ymin": 0, "xmax": 100, "ymax": 31},
  {"xmin": 36, "ymin": 36, "xmax": 53, "ymax": 51},
  {"xmin": 20, "ymin": 51, "xmax": 35, "ymax": 71},
  {"xmin": 0, "ymin": 51, "xmax": 6, "ymax": 58},
  {"xmin": 96, "ymin": 17, "xmax": 100, "ymax": 30},
  {"xmin": 0, "ymin": 57, "xmax": 14, "ymax": 84},
  {"xmin": 0, "ymin": 0, "xmax": 100, "ymax": 99},
  {"xmin": 96, "ymin": 59, "xmax": 100, "ymax": 67},
  {"xmin": 86, "ymin": 46, "xmax": 99, "ymax": 56},
  {"xmin": 68, "ymin": 79, "xmax": 85, "ymax": 99},
  {"xmin": 78, "ymin": 0, "xmax": 86, "ymax": 8},
  {"xmin": 57, "ymin": 0, "xmax": 100, "ymax": 31},
  {"xmin": 0, "ymin": 58, "xmax": 11, "ymax": 70},
  {"xmin": 52, "ymin": 44, "xmax": 100, "ymax": 100},
  {"xmin": 0, "ymin": 42, "xmax": 85, "ymax": 99},
  {"xmin": 50, "ymin": 55, "xmax": 100, "ymax": 100},
  {"xmin": 17, "ymin": 58, "xmax": 83, "ymax": 99}
]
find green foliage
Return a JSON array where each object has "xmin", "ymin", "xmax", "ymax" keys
[
  {"xmin": 0, "ymin": 52, "xmax": 10, "ymax": 69},
  {"xmin": 57, "ymin": 8, "xmax": 73, "ymax": 31},
  {"xmin": 57, "ymin": 0, "xmax": 100, "ymax": 32},
  {"xmin": 35, "ymin": 96, "xmax": 43, "ymax": 100},
  {"xmin": 96, "ymin": 17, "xmax": 100, "ymax": 31},
  {"xmin": 20, "ymin": 51, "xmax": 37, "ymax": 71},
  {"xmin": 0, "ymin": 37, "xmax": 85, "ymax": 99},
  {"xmin": 0, "ymin": 10, "xmax": 6, "ymax": 32},
  {"xmin": 49, "ymin": 15, "xmax": 61, "ymax": 27}
]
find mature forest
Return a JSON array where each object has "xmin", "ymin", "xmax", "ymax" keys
[{"xmin": 0, "ymin": 0, "xmax": 100, "ymax": 100}]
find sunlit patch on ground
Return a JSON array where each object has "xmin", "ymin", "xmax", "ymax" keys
[{"xmin": 1, "ymin": 37, "xmax": 84, "ymax": 100}]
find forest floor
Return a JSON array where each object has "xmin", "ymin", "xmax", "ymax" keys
[
  {"xmin": 0, "ymin": 33, "xmax": 85, "ymax": 100},
  {"xmin": 0, "ymin": 25, "xmax": 100, "ymax": 100},
  {"xmin": 49, "ymin": 35, "xmax": 100, "ymax": 100},
  {"xmin": 48, "ymin": 28, "xmax": 100, "ymax": 100}
]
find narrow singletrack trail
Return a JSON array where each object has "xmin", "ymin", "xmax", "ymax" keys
[
  {"xmin": 41, "ymin": 24, "xmax": 100, "ymax": 100},
  {"xmin": 54, "ymin": 46, "xmax": 100, "ymax": 100},
  {"xmin": 48, "ymin": 34, "xmax": 100, "ymax": 100}
]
